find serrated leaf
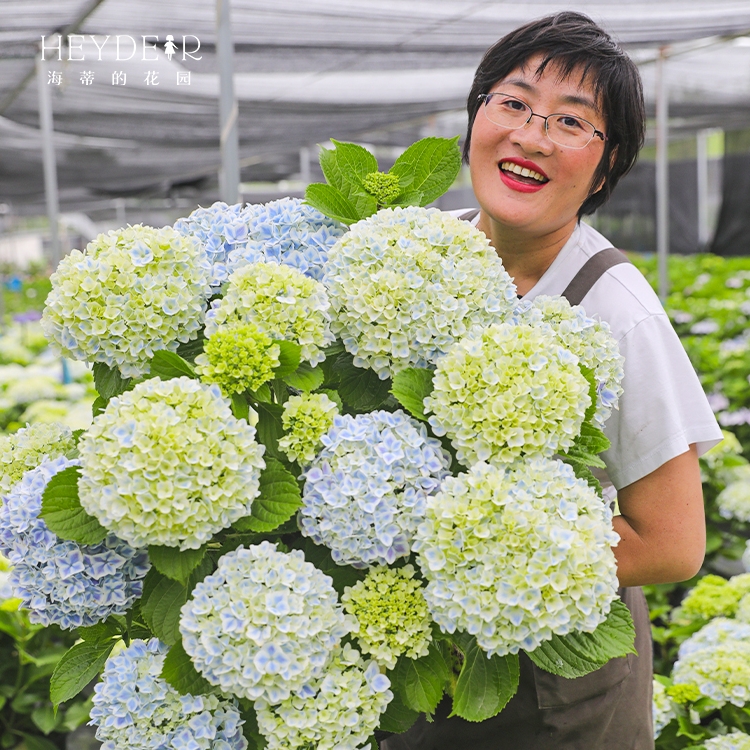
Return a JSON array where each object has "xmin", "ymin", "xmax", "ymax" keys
[
  {"xmin": 318, "ymin": 388, "xmax": 343, "ymax": 411},
  {"xmin": 451, "ymin": 635, "xmax": 519, "ymax": 722},
  {"xmin": 526, "ymin": 600, "xmax": 637, "ymax": 678},
  {"xmin": 255, "ymin": 401, "xmax": 285, "ymax": 459},
  {"xmin": 78, "ymin": 619, "xmax": 120, "ymax": 644},
  {"xmin": 31, "ymin": 705, "xmax": 59, "ymax": 735},
  {"xmin": 149, "ymin": 350, "xmax": 196, "ymax": 380},
  {"xmin": 561, "ymin": 457, "xmax": 604, "ymax": 496},
  {"xmin": 231, "ymin": 393, "xmax": 250, "ymax": 421},
  {"xmin": 284, "ymin": 362, "xmax": 325, "ymax": 392},
  {"xmin": 377, "ymin": 687, "xmax": 420, "ymax": 733},
  {"xmin": 160, "ymin": 640, "xmax": 213, "ymax": 696},
  {"xmin": 333, "ymin": 353, "xmax": 392, "ymax": 411},
  {"xmin": 389, "ymin": 190, "xmax": 424, "ymax": 207},
  {"xmin": 389, "ymin": 137, "xmax": 462, "ymax": 206},
  {"xmin": 390, "ymin": 644, "xmax": 450, "ymax": 714},
  {"xmin": 580, "ymin": 365, "xmax": 598, "ymax": 425},
  {"xmin": 251, "ymin": 383, "xmax": 272, "ymax": 403},
  {"xmin": 40, "ymin": 466, "xmax": 107, "ymax": 545},
  {"xmin": 148, "ymin": 545, "xmax": 207, "ymax": 585},
  {"xmin": 140, "ymin": 571, "xmax": 186, "ymax": 646},
  {"xmin": 305, "ymin": 183, "xmax": 362, "ymax": 225},
  {"xmin": 233, "ymin": 457, "xmax": 302, "ymax": 533},
  {"xmin": 319, "ymin": 141, "xmax": 379, "ymax": 219},
  {"xmin": 291, "ymin": 537, "xmax": 366, "ymax": 595},
  {"xmin": 92, "ymin": 395, "xmax": 107, "ymax": 417},
  {"xmin": 50, "ymin": 639, "xmax": 116, "ymax": 705},
  {"xmin": 273, "ymin": 341, "xmax": 302, "ymax": 378},
  {"xmin": 391, "ymin": 367, "xmax": 434, "ymax": 421},
  {"xmin": 92, "ymin": 362, "xmax": 132, "ymax": 400},
  {"xmin": 176, "ymin": 333, "xmax": 206, "ymax": 363}
]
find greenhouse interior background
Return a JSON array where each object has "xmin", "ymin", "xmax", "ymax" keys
[{"xmin": 2, "ymin": 1, "xmax": 750, "ymax": 749}]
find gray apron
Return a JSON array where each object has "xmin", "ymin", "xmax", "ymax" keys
[{"xmin": 382, "ymin": 227, "xmax": 654, "ymax": 749}]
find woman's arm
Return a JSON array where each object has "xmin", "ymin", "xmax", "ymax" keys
[{"xmin": 612, "ymin": 444, "xmax": 705, "ymax": 588}]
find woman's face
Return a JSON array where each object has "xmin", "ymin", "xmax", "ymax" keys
[{"xmin": 469, "ymin": 54, "xmax": 607, "ymax": 239}]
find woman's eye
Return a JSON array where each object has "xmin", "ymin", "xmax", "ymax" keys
[
  {"xmin": 558, "ymin": 115, "xmax": 584, "ymax": 130},
  {"xmin": 502, "ymin": 99, "xmax": 527, "ymax": 111}
]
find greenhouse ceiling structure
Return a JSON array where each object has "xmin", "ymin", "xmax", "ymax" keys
[{"xmin": 2, "ymin": 0, "xmax": 750, "ymax": 214}]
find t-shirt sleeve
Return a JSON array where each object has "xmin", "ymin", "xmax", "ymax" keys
[{"xmin": 601, "ymin": 312, "xmax": 723, "ymax": 490}]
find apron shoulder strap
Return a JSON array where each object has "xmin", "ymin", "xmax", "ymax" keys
[
  {"xmin": 561, "ymin": 247, "xmax": 630, "ymax": 306},
  {"xmin": 457, "ymin": 208, "xmax": 480, "ymax": 223}
]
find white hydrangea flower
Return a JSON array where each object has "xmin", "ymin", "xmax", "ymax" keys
[
  {"xmin": 512, "ymin": 295, "xmax": 624, "ymax": 428},
  {"xmin": 652, "ymin": 680, "xmax": 677, "ymax": 739},
  {"xmin": 205, "ymin": 261, "xmax": 334, "ymax": 367},
  {"xmin": 180, "ymin": 542, "xmax": 353, "ymax": 704},
  {"xmin": 254, "ymin": 643, "xmax": 392, "ymax": 750},
  {"xmin": 324, "ymin": 206, "xmax": 517, "ymax": 379},
  {"xmin": 0, "ymin": 422, "xmax": 74, "ymax": 493},
  {"xmin": 673, "ymin": 618, "xmax": 750, "ymax": 707},
  {"xmin": 424, "ymin": 323, "xmax": 591, "ymax": 466},
  {"xmin": 413, "ymin": 457, "xmax": 620, "ymax": 656},
  {"xmin": 78, "ymin": 377, "xmax": 265, "ymax": 550},
  {"xmin": 744, "ymin": 540, "xmax": 750, "ymax": 573},
  {"xmin": 704, "ymin": 731, "xmax": 750, "ymax": 750},
  {"xmin": 279, "ymin": 392, "xmax": 339, "ymax": 465},
  {"xmin": 716, "ymin": 476, "xmax": 750, "ymax": 523},
  {"xmin": 42, "ymin": 225, "xmax": 211, "ymax": 377}
]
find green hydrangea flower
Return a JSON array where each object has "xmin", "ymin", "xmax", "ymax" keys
[
  {"xmin": 279, "ymin": 392, "xmax": 338, "ymax": 464},
  {"xmin": 0, "ymin": 422, "xmax": 75, "ymax": 493},
  {"xmin": 362, "ymin": 171, "xmax": 401, "ymax": 204},
  {"xmin": 666, "ymin": 682, "xmax": 702, "ymax": 704},
  {"xmin": 42, "ymin": 225, "xmax": 211, "ymax": 377},
  {"xmin": 736, "ymin": 593, "xmax": 750, "ymax": 623},
  {"xmin": 341, "ymin": 564, "xmax": 432, "ymax": 669},
  {"xmin": 195, "ymin": 322, "xmax": 280, "ymax": 395},
  {"xmin": 78, "ymin": 377, "xmax": 265, "ymax": 550},
  {"xmin": 425, "ymin": 322, "xmax": 591, "ymax": 466},
  {"xmin": 682, "ymin": 574, "xmax": 750, "ymax": 620},
  {"xmin": 205, "ymin": 261, "xmax": 334, "ymax": 367}
]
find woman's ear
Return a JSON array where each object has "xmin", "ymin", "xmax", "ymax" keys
[{"xmin": 590, "ymin": 145, "xmax": 618, "ymax": 196}]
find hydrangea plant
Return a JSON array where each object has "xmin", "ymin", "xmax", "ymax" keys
[
  {"xmin": 704, "ymin": 731, "xmax": 750, "ymax": 750},
  {"xmin": 652, "ymin": 679, "xmax": 677, "ymax": 739},
  {"xmin": 279, "ymin": 392, "xmax": 339, "ymax": 465}
]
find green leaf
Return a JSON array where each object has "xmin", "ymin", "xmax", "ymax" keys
[
  {"xmin": 451, "ymin": 634, "xmax": 520, "ymax": 722},
  {"xmin": 31, "ymin": 705, "xmax": 58, "ymax": 735},
  {"xmin": 389, "ymin": 190, "xmax": 424, "ymax": 208},
  {"xmin": 92, "ymin": 362, "xmax": 132, "ymax": 400},
  {"xmin": 176, "ymin": 333, "xmax": 206, "ymax": 363},
  {"xmin": 391, "ymin": 367, "xmax": 434, "ymax": 421},
  {"xmin": 377, "ymin": 687, "xmax": 420, "ymax": 733},
  {"xmin": 526, "ymin": 600, "xmax": 637, "ymax": 678},
  {"xmin": 561, "ymin": 457, "xmax": 604, "ymax": 496},
  {"xmin": 273, "ymin": 341, "xmax": 302, "ymax": 378},
  {"xmin": 389, "ymin": 137, "xmax": 462, "ymax": 206},
  {"xmin": 231, "ymin": 393, "xmax": 250, "ymax": 421},
  {"xmin": 19, "ymin": 735, "xmax": 58, "ymax": 750},
  {"xmin": 318, "ymin": 388, "xmax": 343, "ymax": 412},
  {"xmin": 238, "ymin": 702, "xmax": 267, "ymax": 750},
  {"xmin": 92, "ymin": 395, "xmax": 107, "ymax": 417},
  {"xmin": 40, "ymin": 466, "xmax": 107, "ymax": 545},
  {"xmin": 390, "ymin": 643, "xmax": 450, "ymax": 714},
  {"xmin": 50, "ymin": 639, "xmax": 116, "ymax": 705},
  {"xmin": 304, "ymin": 183, "xmax": 362, "ymax": 225},
  {"xmin": 251, "ymin": 383, "xmax": 272, "ymax": 403},
  {"xmin": 78, "ymin": 619, "xmax": 120, "ymax": 644},
  {"xmin": 318, "ymin": 140, "xmax": 379, "ymax": 219},
  {"xmin": 160, "ymin": 640, "xmax": 213, "ymax": 696},
  {"xmin": 291, "ymin": 537, "xmax": 365, "ymax": 595},
  {"xmin": 333, "ymin": 353, "xmax": 392, "ymax": 411},
  {"xmin": 233, "ymin": 457, "xmax": 302, "ymax": 533},
  {"xmin": 148, "ymin": 545, "xmax": 207, "ymax": 586},
  {"xmin": 580, "ymin": 365, "xmax": 599, "ymax": 425},
  {"xmin": 255, "ymin": 401, "xmax": 285, "ymax": 459},
  {"xmin": 283, "ymin": 362, "xmax": 325, "ymax": 392},
  {"xmin": 149, "ymin": 350, "xmax": 196, "ymax": 380}
]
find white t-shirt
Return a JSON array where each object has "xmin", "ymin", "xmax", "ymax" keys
[{"xmin": 451, "ymin": 210, "xmax": 723, "ymax": 494}]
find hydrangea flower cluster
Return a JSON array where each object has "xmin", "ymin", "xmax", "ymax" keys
[
  {"xmin": 652, "ymin": 680, "xmax": 677, "ymax": 739},
  {"xmin": 279, "ymin": 392, "xmax": 339, "ymax": 465},
  {"xmin": 78, "ymin": 377, "xmax": 265, "ymax": 550},
  {"xmin": 666, "ymin": 682, "xmax": 702, "ymax": 704},
  {"xmin": 42, "ymin": 225, "xmax": 211, "ymax": 377},
  {"xmin": 413, "ymin": 457, "xmax": 620, "ymax": 656},
  {"xmin": 0, "ymin": 421, "xmax": 74, "ymax": 493},
  {"xmin": 424, "ymin": 323, "xmax": 591, "ymax": 466},
  {"xmin": 195, "ymin": 322, "xmax": 280, "ymax": 395},
  {"xmin": 324, "ymin": 206, "xmax": 517, "ymax": 378},
  {"xmin": 717, "ymin": 476, "xmax": 750, "ymax": 522},
  {"xmin": 673, "ymin": 618, "xmax": 750, "ymax": 707},
  {"xmin": 736, "ymin": 593, "xmax": 750, "ymax": 622},
  {"xmin": 512, "ymin": 295, "xmax": 624, "ymax": 428},
  {"xmin": 254, "ymin": 643, "xmax": 391, "ymax": 750},
  {"xmin": 681, "ymin": 574, "xmax": 750, "ymax": 620},
  {"xmin": 225, "ymin": 197, "xmax": 346, "ymax": 282},
  {"xmin": 90, "ymin": 639, "xmax": 246, "ymax": 750},
  {"xmin": 0, "ymin": 456, "xmax": 149, "ymax": 629},
  {"xmin": 205, "ymin": 261, "xmax": 334, "ymax": 366},
  {"xmin": 180, "ymin": 543, "xmax": 352, "ymax": 703},
  {"xmin": 704, "ymin": 731, "xmax": 750, "ymax": 750},
  {"xmin": 300, "ymin": 410, "xmax": 451, "ymax": 567},
  {"xmin": 341, "ymin": 564, "xmax": 432, "ymax": 669},
  {"xmin": 173, "ymin": 201, "xmax": 259, "ymax": 286}
]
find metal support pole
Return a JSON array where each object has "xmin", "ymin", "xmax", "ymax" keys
[
  {"xmin": 216, "ymin": 0, "xmax": 240, "ymax": 204},
  {"xmin": 696, "ymin": 129, "xmax": 710, "ymax": 249},
  {"xmin": 655, "ymin": 47, "xmax": 669, "ymax": 300},
  {"xmin": 36, "ymin": 53, "xmax": 61, "ymax": 268}
]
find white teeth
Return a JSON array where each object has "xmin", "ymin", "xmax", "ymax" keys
[{"xmin": 500, "ymin": 161, "xmax": 547, "ymax": 183}]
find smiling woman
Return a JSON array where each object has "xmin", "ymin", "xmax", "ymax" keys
[{"xmin": 382, "ymin": 11, "xmax": 722, "ymax": 750}]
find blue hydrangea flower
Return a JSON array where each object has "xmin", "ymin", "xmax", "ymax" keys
[
  {"xmin": 90, "ymin": 638, "xmax": 246, "ymax": 750},
  {"xmin": 299, "ymin": 410, "xmax": 452, "ymax": 568},
  {"xmin": 225, "ymin": 198, "xmax": 346, "ymax": 282},
  {"xmin": 0, "ymin": 456, "xmax": 149, "ymax": 629}
]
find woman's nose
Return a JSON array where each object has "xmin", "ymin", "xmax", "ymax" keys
[{"xmin": 509, "ymin": 116, "xmax": 555, "ymax": 155}]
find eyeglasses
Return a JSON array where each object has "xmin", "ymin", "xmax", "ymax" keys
[{"xmin": 478, "ymin": 93, "xmax": 607, "ymax": 150}]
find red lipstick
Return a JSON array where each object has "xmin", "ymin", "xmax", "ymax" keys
[{"xmin": 498, "ymin": 157, "xmax": 549, "ymax": 194}]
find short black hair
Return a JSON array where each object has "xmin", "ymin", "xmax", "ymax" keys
[{"xmin": 464, "ymin": 11, "xmax": 645, "ymax": 216}]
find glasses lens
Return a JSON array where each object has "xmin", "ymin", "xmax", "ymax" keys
[
  {"xmin": 547, "ymin": 114, "xmax": 596, "ymax": 149},
  {"xmin": 483, "ymin": 95, "xmax": 530, "ymax": 129}
]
